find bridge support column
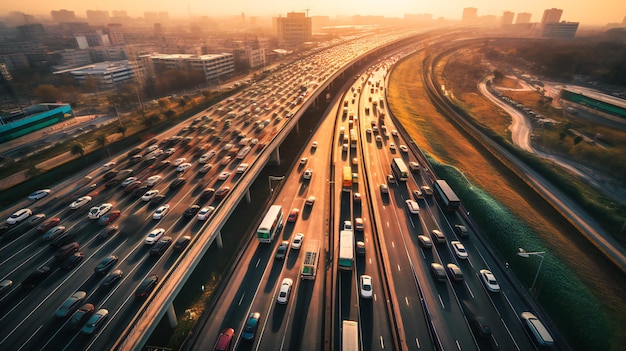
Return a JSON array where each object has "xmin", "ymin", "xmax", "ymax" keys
[
  {"xmin": 215, "ymin": 230, "xmax": 223, "ymax": 248},
  {"xmin": 167, "ymin": 303, "xmax": 177, "ymax": 328},
  {"xmin": 295, "ymin": 121, "xmax": 299, "ymax": 134},
  {"xmin": 245, "ymin": 189, "xmax": 251, "ymax": 203},
  {"xmin": 271, "ymin": 147, "xmax": 280, "ymax": 165}
]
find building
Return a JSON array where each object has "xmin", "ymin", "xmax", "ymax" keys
[
  {"xmin": 233, "ymin": 47, "xmax": 266, "ymax": 70},
  {"xmin": 541, "ymin": 8, "xmax": 563, "ymax": 24},
  {"xmin": 0, "ymin": 104, "xmax": 73, "ymax": 144},
  {"xmin": 502, "ymin": 11, "xmax": 515, "ymax": 26},
  {"xmin": 542, "ymin": 22, "xmax": 579, "ymax": 39},
  {"xmin": 141, "ymin": 53, "xmax": 234, "ymax": 82},
  {"xmin": 17, "ymin": 24, "xmax": 45, "ymax": 41},
  {"xmin": 51, "ymin": 9, "xmax": 77, "ymax": 23},
  {"xmin": 274, "ymin": 12, "xmax": 312, "ymax": 47},
  {"xmin": 55, "ymin": 60, "xmax": 135, "ymax": 89},
  {"xmin": 462, "ymin": 7, "xmax": 478, "ymax": 22},
  {"xmin": 516, "ymin": 12, "xmax": 532, "ymax": 24},
  {"xmin": 56, "ymin": 49, "xmax": 92, "ymax": 68},
  {"xmin": 86, "ymin": 10, "xmax": 109, "ymax": 25}
]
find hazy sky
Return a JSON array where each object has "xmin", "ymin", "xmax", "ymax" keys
[{"xmin": 2, "ymin": 0, "xmax": 624, "ymax": 25}]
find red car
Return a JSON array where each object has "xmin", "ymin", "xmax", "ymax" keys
[
  {"xmin": 215, "ymin": 187, "xmax": 230, "ymax": 199},
  {"xmin": 287, "ymin": 208, "xmax": 300, "ymax": 223},
  {"xmin": 124, "ymin": 181, "xmax": 142, "ymax": 193},
  {"xmin": 98, "ymin": 210, "xmax": 121, "ymax": 225},
  {"xmin": 37, "ymin": 217, "xmax": 60, "ymax": 233}
]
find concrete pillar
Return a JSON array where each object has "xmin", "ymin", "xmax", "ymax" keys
[
  {"xmin": 272, "ymin": 147, "xmax": 280, "ymax": 165},
  {"xmin": 245, "ymin": 189, "xmax": 251, "ymax": 203},
  {"xmin": 215, "ymin": 230, "xmax": 223, "ymax": 249},
  {"xmin": 295, "ymin": 120, "xmax": 300, "ymax": 134},
  {"xmin": 167, "ymin": 303, "xmax": 177, "ymax": 328}
]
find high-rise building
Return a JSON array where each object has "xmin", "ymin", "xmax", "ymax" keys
[
  {"xmin": 462, "ymin": 7, "xmax": 478, "ymax": 22},
  {"xmin": 541, "ymin": 8, "xmax": 563, "ymax": 24},
  {"xmin": 274, "ymin": 12, "xmax": 312, "ymax": 48},
  {"xmin": 516, "ymin": 12, "xmax": 532, "ymax": 24},
  {"xmin": 86, "ymin": 10, "xmax": 109, "ymax": 25},
  {"xmin": 51, "ymin": 9, "xmax": 76, "ymax": 23},
  {"xmin": 542, "ymin": 22, "xmax": 579, "ymax": 39},
  {"xmin": 502, "ymin": 11, "xmax": 515, "ymax": 25}
]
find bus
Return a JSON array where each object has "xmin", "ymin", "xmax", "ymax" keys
[
  {"xmin": 349, "ymin": 129, "xmax": 357, "ymax": 148},
  {"xmin": 391, "ymin": 158, "xmax": 409, "ymax": 182},
  {"xmin": 342, "ymin": 166, "xmax": 352, "ymax": 192},
  {"xmin": 301, "ymin": 240, "xmax": 320, "ymax": 280},
  {"xmin": 257, "ymin": 205, "xmax": 283, "ymax": 243},
  {"xmin": 433, "ymin": 179, "xmax": 461, "ymax": 212},
  {"xmin": 342, "ymin": 320, "xmax": 359, "ymax": 351},
  {"xmin": 338, "ymin": 230, "xmax": 354, "ymax": 271}
]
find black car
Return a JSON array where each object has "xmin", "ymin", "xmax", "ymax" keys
[
  {"xmin": 98, "ymin": 225, "xmax": 118, "ymax": 239},
  {"xmin": 21, "ymin": 266, "xmax": 51, "ymax": 288},
  {"xmin": 169, "ymin": 177, "xmax": 186, "ymax": 190},
  {"xmin": 132, "ymin": 185, "xmax": 150, "ymax": 197},
  {"xmin": 184, "ymin": 205, "xmax": 200, "ymax": 218},
  {"xmin": 152, "ymin": 195, "xmax": 167, "ymax": 204},
  {"xmin": 103, "ymin": 171, "xmax": 118, "ymax": 180},
  {"xmin": 50, "ymin": 230, "xmax": 77, "ymax": 247},
  {"xmin": 94, "ymin": 255, "xmax": 118, "ymax": 274},
  {"xmin": 174, "ymin": 236, "xmax": 191, "ymax": 250},
  {"xmin": 101, "ymin": 269, "xmax": 123, "ymax": 288},
  {"xmin": 156, "ymin": 160, "xmax": 170, "ymax": 170},
  {"xmin": 200, "ymin": 187, "xmax": 215, "ymax": 199},
  {"xmin": 127, "ymin": 147, "xmax": 142, "ymax": 158},
  {"xmin": 135, "ymin": 274, "xmax": 159, "ymax": 298},
  {"xmin": 150, "ymin": 236, "xmax": 172, "ymax": 256},
  {"xmin": 54, "ymin": 242, "xmax": 80, "ymax": 261},
  {"xmin": 0, "ymin": 279, "xmax": 13, "ymax": 295},
  {"xmin": 61, "ymin": 252, "xmax": 84, "ymax": 270},
  {"xmin": 67, "ymin": 303, "xmax": 94, "ymax": 330},
  {"xmin": 104, "ymin": 179, "xmax": 122, "ymax": 189}
]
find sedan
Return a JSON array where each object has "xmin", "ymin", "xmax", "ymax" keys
[
  {"xmin": 172, "ymin": 157, "xmax": 186, "ymax": 166},
  {"xmin": 360, "ymin": 275, "xmax": 373, "ymax": 299},
  {"xmin": 354, "ymin": 217, "xmax": 364, "ymax": 231},
  {"xmin": 98, "ymin": 210, "xmax": 120, "ymax": 225},
  {"xmin": 200, "ymin": 187, "xmax": 215, "ymax": 199},
  {"xmin": 42, "ymin": 225, "xmax": 66, "ymax": 241},
  {"xmin": 87, "ymin": 203, "xmax": 113, "ymax": 220},
  {"xmin": 7, "ymin": 208, "xmax": 32, "ymax": 225},
  {"xmin": 152, "ymin": 195, "xmax": 166, "ymax": 204},
  {"xmin": 152, "ymin": 204, "xmax": 170, "ymax": 219},
  {"xmin": 169, "ymin": 177, "xmax": 186, "ymax": 189},
  {"xmin": 67, "ymin": 303, "xmax": 94, "ymax": 330},
  {"xmin": 124, "ymin": 180, "xmax": 142, "ymax": 193},
  {"xmin": 100, "ymin": 269, "xmax": 123, "ymax": 288},
  {"xmin": 120, "ymin": 177, "xmax": 137, "ymax": 187},
  {"xmin": 356, "ymin": 241, "xmax": 366, "ymax": 256},
  {"xmin": 36, "ymin": 217, "xmax": 60, "ymax": 233},
  {"xmin": 69, "ymin": 196, "xmax": 92, "ymax": 210},
  {"xmin": 400, "ymin": 145, "xmax": 409, "ymax": 153},
  {"xmin": 199, "ymin": 164, "xmax": 213, "ymax": 173},
  {"xmin": 197, "ymin": 206, "xmax": 215, "ymax": 221},
  {"xmin": 277, "ymin": 278, "xmax": 293, "ymax": 304},
  {"xmin": 0, "ymin": 279, "xmax": 13, "ymax": 296},
  {"xmin": 480, "ymin": 269, "xmax": 500, "ymax": 292},
  {"xmin": 81, "ymin": 309, "xmax": 108, "ymax": 335},
  {"xmin": 418, "ymin": 235, "xmax": 433, "ymax": 248},
  {"xmin": 302, "ymin": 169, "xmax": 313, "ymax": 180},
  {"xmin": 174, "ymin": 236, "xmax": 191, "ymax": 250},
  {"xmin": 98, "ymin": 225, "xmax": 118, "ymax": 239},
  {"xmin": 446, "ymin": 263, "xmax": 464, "ymax": 281},
  {"xmin": 275, "ymin": 241, "xmax": 289, "ymax": 259},
  {"xmin": 305, "ymin": 196, "xmax": 316, "ymax": 206},
  {"xmin": 55, "ymin": 291, "xmax": 87, "ymax": 318},
  {"xmin": 218, "ymin": 171, "xmax": 231, "ymax": 181},
  {"xmin": 25, "ymin": 213, "xmax": 46, "ymax": 227},
  {"xmin": 215, "ymin": 187, "xmax": 230, "ymax": 199},
  {"xmin": 145, "ymin": 228, "xmax": 165, "ymax": 244},
  {"xmin": 176, "ymin": 162, "xmax": 192, "ymax": 173},
  {"xmin": 145, "ymin": 175, "xmax": 162, "ymax": 186},
  {"xmin": 291, "ymin": 233, "xmax": 304, "ymax": 250},
  {"xmin": 61, "ymin": 252, "xmax": 84, "ymax": 270},
  {"xmin": 94, "ymin": 255, "xmax": 118, "ymax": 274},
  {"xmin": 287, "ymin": 208, "xmax": 300, "ymax": 223},
  {"xmin": 135, "ymin": 275, "xmax": 159, "ymax": 298},
  {"xmin": 184, "ymin": 205, "xmax": 200, "ymax": 218},
  {"xmin": 241, "ymin": 312, "xmax": 261, "ymax": 341},
  {"xmin": 141, "ymin": 189, "xmax": 160, "ymax": 201},
  {"xmin": 451, "ymin": 241, "xmax": 468, "ymax": 259},
  {"xmin": 28, "ymin": 189, "xmax": 51, "ymax": 201},
  {"xmin": 150, "ymin": 236, "xmax": 172, "ymax": 256}
]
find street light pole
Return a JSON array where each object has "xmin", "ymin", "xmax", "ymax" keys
[{"xmin": 517, "ymin": 248, "xmax": 546, "ymax": 294}]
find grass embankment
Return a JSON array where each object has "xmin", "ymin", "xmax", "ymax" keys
[{"xmin": 387, "ymin": 51, "xmax": 623, "ymax": 350}]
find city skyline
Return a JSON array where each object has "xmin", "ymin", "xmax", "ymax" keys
[{"xmin": 0, "ymin": 0, "xmax": 624, "ymax": 26}]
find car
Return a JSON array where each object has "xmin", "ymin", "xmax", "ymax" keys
[
  {"xmin": 141, "ymin": 189, "xmax": 160, "ymax": 201},
  {"xmin": 0, "ymin": 279, "xmax": 13, "ymax": 296},
  {"xmin": 302, "ymin": 168, "xmax": 313, "ymax": 180},
  {"xmin": 55, "ymin": 291, "xmax": 87, "ymax": 318},
  {"xmin": 98, "ymin": 225, "xmax": 118, "ymax": 239},
  {"xmin": 354, "ymin": 218, "xmax": 364, "ymax": 231},
  {"xmin": 102, "ymin": 170, "xmax": 118, "ymax": 180},
  {"xmin": 412, "ymin": 189, "xmax": 424, "ymax": 200},
  {"xmin": 50, "ymin": 230, "xmax": 78, "ymax": 247},
  {"xmin": 88, "ymin": 203, "xmax": 113, "ymax": 220},
  {"xmin": 409, "ymin": 162, "xmax": 420, "ymax": 172},
  {"xmin": 220, "ymin": 156, "xmax": 231, "ymax": 165},
  {"xmin": 104, "ymin": 178, "xmax": 122, "ymax": 189},
  {"xmin": 215, "ymin": 187, "xmax": 230, "ymax": 199},
  {"xmin": 98, "ymin": 210, "xmax": 120, "ymax": 225},
  {"xmin": 130, "ymin": 154, "xmax": 143, "ymax": 163},
  {"xmin": 305, "ymin": 195, "xmax": 316, "ymax": 206},
  {"xmin": 275, "ymin": 241, "xmax": 289, "ymax": 259},
  {"xmin": 236, "ymin": 163, "xmax": 249, "ymax": 173},
  {"xmin": 197, "ymin": 206, "xmax": 215, "ymax": 221},
  {"xmin": 299, "ymin": 157, "xmax": 308, "ymax": 165},
  {"xmin": 213, "ymin": 328, "xmax": 235, "ymax": 351},
  {"xmin": 120, "ymin": 177, "xmax": 137, "ymax": 187},
  {"xmin": 418, "ymin": 235, "xmax": 433, "ymax": 248},
  {"xmin": 61, "ymin": 252, "xmax": 84, "ymax": 270},
  {"xmin": 69, "ymin": 196, "xmax": 92, "ymax": 210},
  {"xmin": 135, "ymin": 274, "xmax": 159, "ymax": 298},
  {"xmin": 81, "ymin": 308, "xmax": 108, "ymax": 334},
  {"xmin": 165, "ymin": 147, "xmax": 176, "ymax": 155},
  {"xmin": 291, "ymin": 233, "xmax": 304, "ymax": 249},
  {"xmin": 480, "ymin": 269, "xmax": 500, "ymax": 292},
  {"xmin": 430, "ymin": 263, "xmax": 447, "ymax": 281},
  {"xmin": 176, "ymin": 162, "xmax": 192, "ymax": 173},
  {"xmin": 342, "ymin": 143, "xmax": 348, "ymax": 151},
  {"xmin": 351, "ymin": 157, "xmax": 358, "ymax": 165},
  {"xmin": 150, "ymin": 236, "xmax": 172, "ymax": 256},
  {"xmin": 373, "ymin": 126, "xmax": 379, "ymax": 133},
  {"xmin": 241, "ymin": 312, "xmax": 261, "ymax": 341},
  {"xmin": 152, "ymin": 194, "xmax": 167, "ymax": 204},
  {"xmin": 356, "ymin": 241, "xmax": 366, "ymax": 256},
  {"xmin": 380, "ymin": 184, "xmax": 388, "ymax": 194},
  {"xmin": 7, "ymin": 208, "xmax": 32, "ymax": 225},
  {"xmin": 67, "ymin": 303, "xmax": 94, "ymax": 330},
  {"xmin": 169, "ymin": 177, "xmax": 186, "ymax": 189},
  {"xmin": 200, "ymin": 187, "xmax": 215, "ymax": 199},
  {"xmin": 25, "ymin": 213, "xmax": 46, "ymax": 227},
  {"xmin": 145, "ymin": 175, "xmax": 162, "ymax": 186},
  {"xmin": 421, "ymin": 185, "xmax": 433, "ymax": 196},
  {"xmin": 157, "ymin": 160, "xmax": 171, "ymax": 169},
  {"xmin": 101, "ymin": 161, "xmax": 116, "ymax": 170},
  {"xmin": 200, "ymin": 164, "xmax": 213, "ymax": 173},
  {"xmin": 42, "ymin": 225, "xmax": 66, "ymax": 241},
  {"xmin": 360, "ymin": 275, "xmax": 373, "ymax": 298},
  {"xmin": 430, "ymin": 229, "xmax": 446, "ymax": 245},
  {"xmin": 343, "ymin": 220, "xmax": 353, "ymax": 231},
  {"xmin": 55, "ymin": 242, "xmax": 79, "ymax": 261},
  {"xmin": 446, "ymin": 263, "xmax": 464, "ymax": 281},
  {"xmin": 28, "ymin": 189, "xmax": 51, "ymax": 201},
  {"xmin": 387, "ymin": 174, "xmax": 396, "ymax": 183},
  {"xmin": 469, "ymin": 316, "xmax": 492, "ymax": 339},
  {"xmin": 400, "ymin": 145, "xmax": 409, "ymax": 153},
  {"xmin": 451, "ymin": 241, "xmax": 468, "ymax": 259},
  {"xmin": 101, "ymin": 269, "xmax": 123, "ymax": 288},
  {"xmin": 37, "ymin": 217, "xmax": 60, "ymax": 233},
  {"xmin": 184, "ymin": 205, "xmax": 200, "ymax": 218},
  {"xmin": 454, "ymin": 224, "xmax": 470, "ymax": 237},
  {"xmin": 218, "ymin": 171, "xmax": 231, "ymax": 181},
  {"xmin": 353, "ymin": 193, "xmax": 362, "ymax": 203},
  {"xmin": 199, "ymin": 152, "xmax": 216, "ymax": 163},
  {"xmin": 277, "ymin": 278, "xmax": 293, "ymax": 304},
  {"xmin": 405, "ymin": 200, "xmax": 419, "ymax": 214},
  {"xmin": 375, "ymin": 135, "xmax": 382, "ymax": 142},
  {"xmin": 389, "ymin": 143, "xmax": 396, "ymax": 150},
  {"xmin": 311, "ymin": 141, "xmax": 318, "ymax": 148},
  {"xmin": 152, "ymin": 204, "xmax": 170, "ymax": 219},
  {"xmin": 21, "ymin": 266, "xmax": 51, "ymax": 288},
  {"xmin": 391, "ymin": 129, "xmax": 399, "ymax": 136},
  {"xmin": 174, "ymin": 236, "xmax": 192, "ymax": 250},
  {"xmin": 287, "ymin": 208, "xmax": 299, "ymax": 223},
  {"xmin": 145, "ymin": 228, "xmax": 165, "ymax": 244},
  {"xmin": 172, "ymin": 157, "xmax": 187, "ymax": 166},
  {"xmin": 366, "ymin": 128, "xmax": 372, "ymax": 134},
  {"xmin": 95, "ymin": 255, "xmax": 118, "ymax": 274}
]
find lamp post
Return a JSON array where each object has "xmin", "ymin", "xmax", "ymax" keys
[
  {"xmin": 268, "ymin": 175, "xmax": 284, "ymax": 194},
  {"xmin": 517, "ymin": 248, "xmax": 545, "ymax": 294}
]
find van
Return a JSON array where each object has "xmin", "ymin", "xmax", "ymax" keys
[
  {"xmin": 213, "ymin": 328, "xmax": 234, "ymax": 351},
  {"xmin": 521, "ymin": 312, "xmax": 554, "ymax": 346}
]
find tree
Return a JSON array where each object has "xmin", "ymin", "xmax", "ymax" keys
[
  {"xmin": 94, "ymin": 133, "xmax": 110, "ymax": 157},
  {"xmin": 574, "ymin": 135, "xmax": 583, "ymax": 145},
  {"xmin": 163, "ymin": 109, "xmax": 176, "ymax": 119},
  {"xmin": 142, "ymin": 114, "xmax": 161, "ymax": 128},
  {"xmin": 158, "ymin": 98, "xmax": 169, "ymax": 111},
  {"xmin": 116, "ymin": 125, "xmax": 127, "ymax": 138},
  {"xmin": 559, "ymin": 132, "xmax": 567, "ymax": 141},
  {"xmin": 178, "ymin": 98, "xmax": 187, "ymax": 108},
  {"xmin": 34, "ymin": 84, "xmax": 62, "ymax": 102},
  {"xmin": 25, "ymin": 165, "xmax": 42, "ymax": 179},
  {"xmin": 70, "ymin": 142, "xmax": 85, "ymax": 157}
]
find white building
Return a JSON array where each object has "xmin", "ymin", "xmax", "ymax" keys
[
  {"xmin": 55, "ymin": 60, "xmax": 135, "ymax": 89},
  {"xmin": 140, "ymin": 53, "xmax": 234, "ymax": 82}
]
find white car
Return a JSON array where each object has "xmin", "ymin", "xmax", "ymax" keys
[
  {"xmin": 220, "ymin": 156, "xmax": 231, "ymax": 165},
  {"xmin": 141, "ymin": 189, "xmax": 160, "ymax": 201},
  {"xmin": 451, "ymin": 241, "xmax": 468, "ymax": 259},
  {"xmin": 199, "ymin": 152, "xmax": 216, "ymax": 164},
  {"xmin": 400, "ymin": 145, "xmax": 409, "ymax": 153},
  {"xmin": 69, "ymin": 196, "xmax": 92, "ymax": 210},
  {"xmin": 389, "ymin": 143, "xmax": 396, "ymax": 150},
  {"xmin": 311, "ymin": 141, "xmax": 318, "ymax": 148},
  {"xmin": 28, "ymin": 189, "xmax": 51, "ymax": 201},
  {"xmin": 391, "ymin": 130, "xmax": 399, "ymax": 136},
  {"xmin": 165, "ymin": 148, "xmax": 176, "ymax": 155},
  {"xmin": 197, "ymin": 206, "xmax": 215, "ymax": 221},
  {"xmin": 276, "ymin": 278, "xmax": 293, "ymax": 304},
  {"xmin": 7, "ymin": 208, "xmax": 32, "ymax": 224},
  {"xmin": 173, "ymin": 158, "xmax": 186, "ymax": 166},
  {"xmin": 101, "ymin": 161, "xmax": 116, "ymax": 170},
  {"xmin": 152, "ymin": 204, "xmax": 170, "ymax": 219},
  {"xmin": 145, "ymin": 228, "xmax": 165, "ymax": 244},
  {"xmin": 236, "ymin": 163, "xmax": 249, "ymax": 173},
  {"xmin": 303, "ymin": 168, "xmax": 313, "ymax": 180},
  {"xmin": 120, "ymin": 177, "xmax": 137, "ymax": 187},
  {"xmin": 291, "ymin": 233, "xmax": 304, "ymax": 249},
  {"xmin": 299, "ymin": 157, "xmax": 308, "ymax": 165},
  {"xmin": 88, "ymin": 203, "xmax": 113, "ymax": 220},
  {"xmin": 218, "ymin": 171, "xmax": 231, "ymax": 181},
  {"xmin": 176, "ymin": 163, "xmax": 192, "ymax": 173},
  {"xmin": 305, "ymin": 196, "xmax": 315, "ymax": 206},
  {"xmin": 200, "ymin": 164, "xmax": 213, "ymax": 173},
  {"xmin": 405, "ymin": 200, "xmax": 420, "ymax": 214},
  {"xmin": 360, "ymin": 275, "xmax": 373, "ymax": 298},
  {"xmin": 145, "ymin": 175, "xmax": 162, "ymax": 186},
  {"xmin": 480, "ymin": 269, "xmax": 501, "ymax": 292}
]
